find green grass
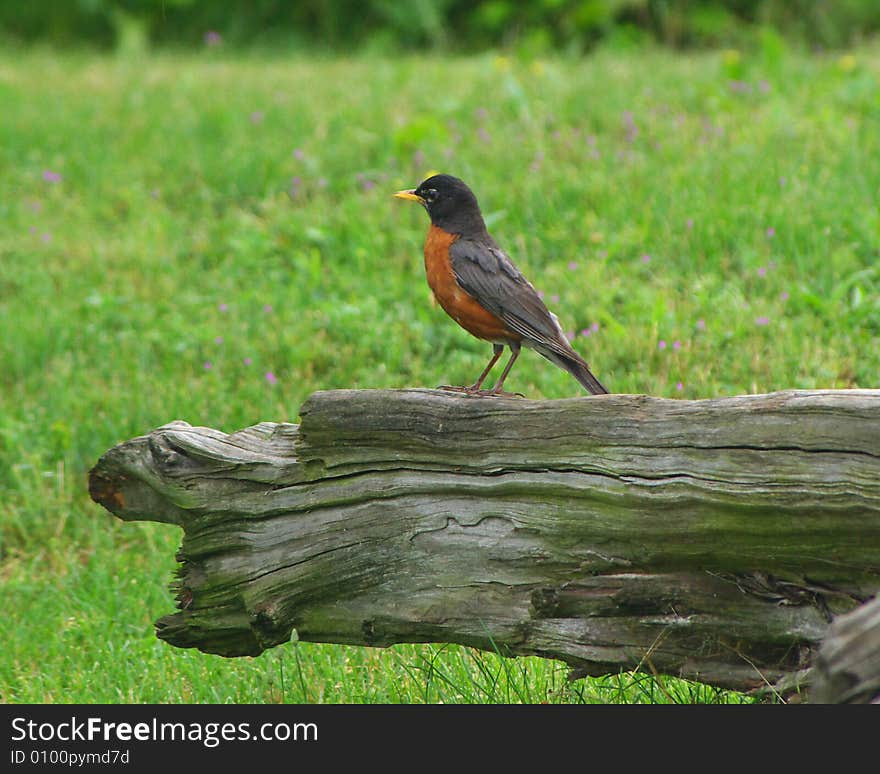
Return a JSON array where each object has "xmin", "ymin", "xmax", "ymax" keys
[{"xmin": 1, "ymin": 43, "xmax": 878, "ymax": 704}]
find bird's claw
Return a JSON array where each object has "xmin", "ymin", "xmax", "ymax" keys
[{"xmin": 436, "ymin": 385, "xmax": 525, "ymax": 398}]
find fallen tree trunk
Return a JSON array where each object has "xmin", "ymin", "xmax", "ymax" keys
[
  {"xmin": 88, "ymin": 388, "xmax": 880, "ymax": 698},
  {"xmin": 811, "ymin": 594, "xmax": 880, "ymax": 703}
]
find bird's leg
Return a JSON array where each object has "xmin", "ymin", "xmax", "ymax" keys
[
  {"xmin": 438, "ymin": 344, "xmax": 524, "ymax": 398},
  {"xmin": 487, "ymin": 343, "xmax": 524, "ymax": 397},
  {"xmin": 469, "ymin": 344, "xmax": 504, "ymax": 391},
  {"xmin": 438, "ymin": 344, "xmax": 503, "ymax": 394}
]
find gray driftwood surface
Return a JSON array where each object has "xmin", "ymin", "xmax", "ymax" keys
[{"xmin": 88, "ymin": 388, "xmax": 880, "ymax": 699}]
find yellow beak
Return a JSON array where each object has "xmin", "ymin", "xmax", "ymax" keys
[{"xmin": 394, "ymin": 189, "xmax": 423, "ymax": 203}]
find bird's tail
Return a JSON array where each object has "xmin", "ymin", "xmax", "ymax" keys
[{"xmin": 541, "ymin": 349, "xmax": 609, "ymax": 395}]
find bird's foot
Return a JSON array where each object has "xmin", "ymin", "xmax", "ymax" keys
[
  {"xmin": 436, "ymin": 384, "xmax": 524, "ymax": 398},
  {"xmin": 436, "ymin": 384, "xmax": 474, "ymax": 394}
]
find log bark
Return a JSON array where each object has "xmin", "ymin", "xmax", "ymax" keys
[{"xmin": 88, "ymin": 388, "xmax": 880, "ymax": 697}]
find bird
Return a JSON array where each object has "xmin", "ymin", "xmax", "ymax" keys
[{"xmin": 394, "ymin": 174, "xmax": 609, "ymax": 397}]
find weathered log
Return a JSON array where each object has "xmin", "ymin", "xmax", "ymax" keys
[
  {"xmin": 88, "ymin": 388, "xmax": 880, "ymax": 697},
  {"xmin": 810, "ymin": 594, "xmax": 880, "ymax": 703}
]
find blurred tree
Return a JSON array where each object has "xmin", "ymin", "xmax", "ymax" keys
[{"xmin": 0, "ymin": 0, "xmax": 878, "ymax": 51}]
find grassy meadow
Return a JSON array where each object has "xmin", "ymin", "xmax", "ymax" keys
[{"xmin": 1, "ymin": 43, "xmax": 879, "ymax": 704}]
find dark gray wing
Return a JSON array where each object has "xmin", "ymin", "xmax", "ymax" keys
[{"xmin": 449, "ymin": 238, "xmax": 573, "ymax": 357}]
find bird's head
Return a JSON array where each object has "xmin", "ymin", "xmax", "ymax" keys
[{"xmin": 395, "ymin": 174, "xmax": 487, "ymax": 236}]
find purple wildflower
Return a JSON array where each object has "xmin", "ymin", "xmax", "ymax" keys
[
  {"xmin": 676, "ymin": 381, "xmax": 684, "ymax": 391},
  {"xmin": 591, "ymin": 322, "xmax": 599, "ymax": 333},
  {"xmin": 289, "ymin": 176, "xmax": 302, "ymax": 198},
  {"xmin": 214, "ymin": 336, "xmax": 224, "ymax": 345},
  {"xmin": 622, "ymin": 111, "xmax": 639, "ymax": 142},
  {"xmin": 292, "ymin": 148, "xmax": 305, "ymax": 161},
  {"xmin": 249, "ymin": 111, "xmax": 264, "ymax": 124},
  {"xmin": 673, "ymin": 340, "xmax": 681, "ymax": 351},
  {"xmin": 641, "ymin": 254, "xmax": 651, "ymax": 264},
  {"xmin": 243, "ymin": 357, "xmax": 253, "ymax": 366},
  {"xmin": 203, "ymin": 361, "xmax": 213, "ymax": 370},
  {"xmin": 580, "ymin": 328, "xmax": 592, "ymax": 338},
  {"xmin": 42, "ymin": 170, "xmax": 62, "ymax": 183},
  {"xmin": 686, "ymin": 218, "xmax": 694, "ymax": 230},
  {"xmin": 758, "ymin": 266, "xmax": 767, "ymax": 277},
  {"xmin": 550, "ymin": 294, "xmax": 560, "ymax": 304},
  {"xmin": 263, "ymin": 304, "xmax": 273, "ymax": 314},
  {"xmin": 766, "ymin": 227, "xmax": 775, "ymax": 238},
  {"xmin": 355, "ymin": 173, "xmax": 375, "ymax": 191},
  {"xmin": 218, "ymin": 302, "xmax": 228, "ymax": 312},
  {"xmin": 265, "ymin": 371, "xmax": 278, "ymax": 385},
  {"xmin": 780, "ymin": 291, "xmax": 790, "ymax": 301},
  {"xmin": 568, "ymin": 261, "xmax": 578, "ymax": 271},
  {"xmin": 204, "ymin": 30, "xmax": 222, "ymax": 46},
  {"xmin": 755, "ymin": 316, "xmax": 770, "ymax": 326},
  {"xmin": 696, "ymin": 318, "xmax": 706, "ymax": 330},
  {"xmin": 658, "ymin": 340, "xmax": 667, "ymax": 350},
  {"xmin": 40, "ymin": 232, "xmax": 52, "ymax": 243}
]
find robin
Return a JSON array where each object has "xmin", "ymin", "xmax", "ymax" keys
[{"xmin": 395, "ymin": 174, "xmax": 609, "ymax": 396}]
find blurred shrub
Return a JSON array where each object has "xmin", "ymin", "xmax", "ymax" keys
[{"xmin": 1, "ymin": 0, "xmax": 879, "ymax": 51}]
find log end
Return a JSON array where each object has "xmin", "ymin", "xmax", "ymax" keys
[{"xmin": 810, "ymin": 595, "xmax": 880, "ymax": 703}]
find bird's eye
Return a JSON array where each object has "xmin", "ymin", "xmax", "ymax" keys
[{"xmin": 423, "ymin": 188, "xmax": 439, "ymax": 204}]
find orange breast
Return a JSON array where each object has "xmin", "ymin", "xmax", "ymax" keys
[{"xmin": 423, "ymin": 225, "xmax": 520, "ymax": 344}]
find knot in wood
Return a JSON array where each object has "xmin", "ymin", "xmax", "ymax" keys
[{"xmin": 149, "ymin": 435, "xmax": 182, "ymax": 469}]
